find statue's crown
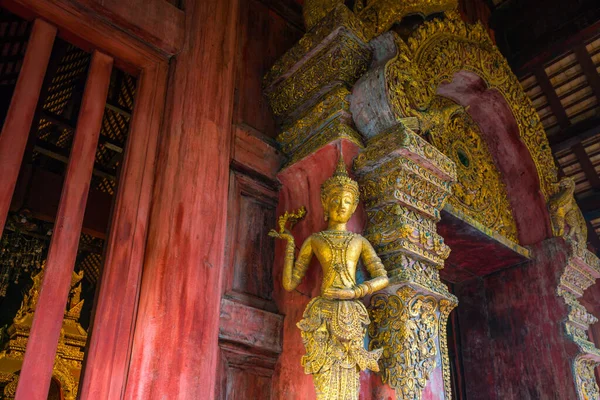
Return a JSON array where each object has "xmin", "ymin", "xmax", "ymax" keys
[{"xmin": 321, "ymin": 154, "xmax": 359, "ymax": 202}]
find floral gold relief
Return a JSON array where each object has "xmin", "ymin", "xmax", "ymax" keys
[{"xmin": 428, "ymin": 96, "xmax": 519, "ymax": 242}]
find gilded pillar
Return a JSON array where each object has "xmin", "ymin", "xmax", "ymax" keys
[
  {"xmin": 549, "ymin": 178, "xmax": 600, "ymax": 399},
  {"xmin": 557, "ymin": 242, "xmax": 600, "ymax": 400},
  {"xmin": 354, "ymin": 124, "xmax": 457, "ymax": 399}
]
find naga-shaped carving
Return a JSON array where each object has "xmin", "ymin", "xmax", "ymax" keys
[{"xmin": 549, "ymin": 177, "xmax": 588, "ymax": 247}]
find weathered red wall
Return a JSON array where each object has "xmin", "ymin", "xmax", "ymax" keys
[{"xmin": 455, "ymin": 238, "xmax": 580, "ymax": 399}]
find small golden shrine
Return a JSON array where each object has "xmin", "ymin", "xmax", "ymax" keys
[{"xmin": 0, "ymin": 265, "xmax": 87, "ymax": 399}]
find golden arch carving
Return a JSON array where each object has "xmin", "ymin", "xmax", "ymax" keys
[
  {"xmin": 427, "ymin": 96, "xmax": 519, "ymax": 241},
  {"xmin": 384, "ymin": 11, "xmax": 558, "ymax": 200}
]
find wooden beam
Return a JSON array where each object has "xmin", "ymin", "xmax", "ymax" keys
[
  {"xmin": 1, "ymin": 0, "xmax": 165, "ymax": 75},
  {"xmin": 572, "ymin": 143, "xmax": 600, "ymax": 190},
  {"xmin": 535, "ymin": 67, "xmax": 571, "ymax": 129},
  {"xmin": 550, "ymin": 116, "xmax": 600, "ymax": 152},
  {"xmin": 15, "ymin": 51, "xmax": 113, "ymax": 400},
  {"xmin": 105, "ymin": 100, "xmax": 132, "ymax": 118},
  {"xmin": 2, "ymin": 0, "xmax": 183, "ymax": 60},
  {"xmin": 578, "ymin": 189, "xmax": 600, "ymax": 213},
  {"xmin": 574, "ymin": 44, "xmax": 600, "ymax": 101},
  {"xmin": 41, "ymin": 109, "xmax": 125, "ymax": 148},
  {"xmin": 123, "ymin": 0, "xmax": 239, "ymax": 396},
  {"xmin": 256, "ymin": 0, "xmax": 304, "ymax": 32},
  {"xmin": 0, "ymin": 19, "xmax": 55, "ymax": 237},
  {"xmin": 33, "ymin": 143, "xmax": 116, "ymax": 181}
]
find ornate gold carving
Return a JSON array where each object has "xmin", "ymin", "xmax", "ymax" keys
[
  {"xmin": 264, "ymin": 5, "xmax": 371, "ymax": 167},
  {"xmin": 266, "ymin": 34, "xmax": 370, "ymax": 122},
  {"xmin": 265, "ymin": 5, "xmax": 368, "ymax": 89},
  {"xmin": 304, "ymin": 0, "xmax": 368, "ymax": 31},
  {"xmin": 369, "ymin": 287, "xmax": 456, "ymax": 400},
  {"xmin": 438, "ymin": 299, "xmax": 457, "ymax": 398},
  {"xmin": 379, "ymin": 11, "xmax": 557, "ymax": 201},
  {"xmin": 428, "ymin": 96, "xmax": 519, "ymax": 242},
  {"xmin": 269, "ymin": 156, "xmax": 389, "ymax": 399},
  {"xmin": 277, "ymin": 86, "xmax": 351, "ymax": 156},
  {"xmin": 287, "ymin": 118, "xmax": 364, "ymax": 168},
  {"xmin": 575, "ymin": 357, "xmax": 600, "ymax": 400},
  {"xmin": 0, "ymin": 266, "xmax": 87, "ymax": 399},
  {"xmin": 276, "ymin": 86, "xmax": 365, "ymax": 166},
  {"xmin": 354, "ymin": 124, "xmax": 457, "ymax": 398},
  {"xmin": 549, "ymin": 177, "xmax": 588, "ymax": 247},
  {"xmin": 301, "ymin": 0, "xmax": 457, "ymax": 39},
  {"xmin": 2, "ymin": 374, "xmax": 17, "ymax": 398},
  {"xmin": 355, "ymin": 125, "xmax": 455, "ymax": 270},
  {"xmin": 555, "ymin": 239, "xmax": 600, "ymax": 399},
  {"xmin": 358, "ymin": 0, "xmax": 457, "ymax": 39},
  {"xmin": 264, "ymin": 4, "xmax": 371, "ymax": 126}
]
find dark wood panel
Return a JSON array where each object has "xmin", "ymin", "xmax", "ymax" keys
[
  {"xmin": 217, "ymin": 342, "xmax": 277, "ymax": 400},
  {"xmin": 233, "ymin": 0, "xmax": 301, "ymax": 138},
  {"xmin": 226, "ymin": 367, "xmax": 272, "ymax": 399},
  {"xmin": 224, "ymin": 171, "xmax": 278, "ymax": 306}
]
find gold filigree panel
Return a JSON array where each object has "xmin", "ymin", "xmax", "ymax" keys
[
  {"xmin": 429, "ymin": 96, "xmax": 519, "ymax": 242},
  {"xmin": 575, "ymin": 357, "xmax": 600, "ymax": 400},
  {"xmin": 368, "ymin": 286, "xmax": 456, "ymax": 400},
  {"xmin": 383, "ymin": 11, "xmax": 558, "ymax": 201}
]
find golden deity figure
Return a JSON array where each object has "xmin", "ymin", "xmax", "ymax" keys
[{"xmin": 270, "ymin": 156, "xmax": 389, "ymax": 400}]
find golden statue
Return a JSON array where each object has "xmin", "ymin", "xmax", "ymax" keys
[
  {"xmin": 549, "ymin": 177, "xmax": 588, "ymax": 247},
  {"xmin": 270, "ymin": 156, "xmax": 389, "ymax": 399}
]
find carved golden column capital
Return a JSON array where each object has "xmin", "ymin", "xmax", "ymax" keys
[
  {"xmin": 264, "ymin": 5, "xmax": 371, "ymax": 167},
  {"xmin": 354, "ymin": 123, "xmax": 457, "ymax": 399}
]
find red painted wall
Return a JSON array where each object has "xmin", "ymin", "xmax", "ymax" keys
[{"xmin": 455, "ymin": 239, "xmax": 580, "ymax": 399}]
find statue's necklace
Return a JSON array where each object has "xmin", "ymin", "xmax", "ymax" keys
[{"xmin": 318, "ymin": 231, "xmax": 355, "ymax": 273}]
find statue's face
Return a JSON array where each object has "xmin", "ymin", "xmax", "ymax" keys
[{"xmin": 325, "ymin": 188, "xmax": 357, "ymax": 223}]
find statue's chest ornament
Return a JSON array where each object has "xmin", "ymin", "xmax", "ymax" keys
[{"xmin": 318, "ymin": 231, "xmax": 355, "ymax": 274}]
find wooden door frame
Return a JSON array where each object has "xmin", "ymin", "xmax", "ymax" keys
[{"xmin": 0, "ymin": 0, "xmax": 172, "ymax": 397}]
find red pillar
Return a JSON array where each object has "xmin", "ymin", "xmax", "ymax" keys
[
  {"xmin": 15, "ymin": 51, "xmax": 113, "ymax": 400},
  {"xmin": 0, "ymin": 19, "xmax": 55, "ymax": 235},
  {"xmin": 123, "ymin": 0, "xmax": 239, "ymax": 398},
  {"xmin": 79, "ymin": 64, "xmax": 168, "ymax": 400}
]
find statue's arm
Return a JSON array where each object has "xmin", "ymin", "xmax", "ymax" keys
[
  {"xmin": 282, "ymin": 235, "xmax": 313, "ymax": 292},
  {"xmin": 354, "ymin": 238, "xmax": 389, "ymax": 297}
]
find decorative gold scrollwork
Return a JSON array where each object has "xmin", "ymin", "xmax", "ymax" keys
[{"xmin": 369, "ymin": 287, "xmax": 445, "ymax": 400}]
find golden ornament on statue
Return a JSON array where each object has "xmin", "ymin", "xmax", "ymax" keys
[{"xmin": 270, "ymin": 155, "xmax": 389, "ymax": 400}]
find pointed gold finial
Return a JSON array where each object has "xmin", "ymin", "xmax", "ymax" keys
[{"xmin": 321, "ymin": 152, "xmax": 359, "ymax": 204}]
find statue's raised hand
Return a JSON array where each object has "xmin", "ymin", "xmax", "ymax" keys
[{"xmin": 268, "ymin": 229, "xmax": 294, "ymax": 244}]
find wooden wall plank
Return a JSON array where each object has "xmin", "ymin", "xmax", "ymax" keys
[
  {"xmin": 79, "ymin": 62, "xmax": 168, "ymax": 400},
  {"xmin": 15, "ymin": 51, "xmax": 113, "ymax": 400},
  {"xmin": 0, "ymin": 19, "xmax": 55, "ymax": 236},
  {"xmin": 123, "ymin": 0, "xmax": 240, "ymax": 397}
]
